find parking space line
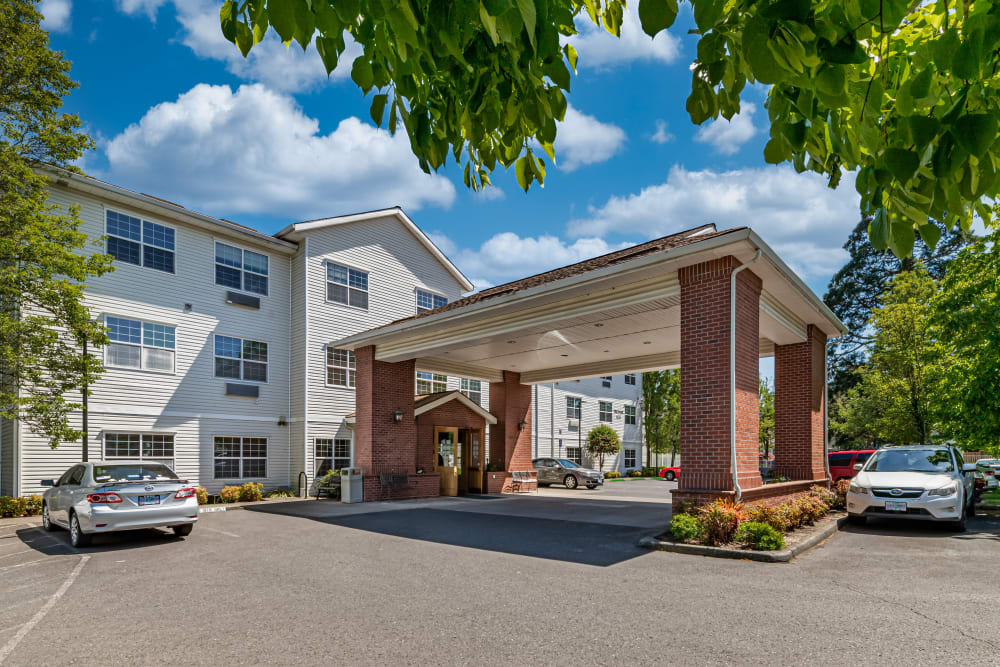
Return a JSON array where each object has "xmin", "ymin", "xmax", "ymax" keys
[
  {"xmin": 200, "ymin": 526, "xmax": 240, "ymax": 538},
  {"xmin": 0, "ymin": 555, "xmax": 89, "ymax": 665},
  {"xmin": 0, "ymin": 626, "xmax": 22, "ymax": 637},
  {"xmin": 0, "ymin": 550, "xmax": 31, "ymax": 561},
  {"xmin": 0, "ymin": 555, "xmax": 75, "ymax": 574}
]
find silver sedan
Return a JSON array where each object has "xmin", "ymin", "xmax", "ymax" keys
[{"xmin": 41, "ymin": 461, "xmax": 198, "ymax": 547}]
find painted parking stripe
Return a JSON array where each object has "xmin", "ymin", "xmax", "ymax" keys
[{"xmin": 200, "ymin": 526, "xmax": 240, "ymax": 538}]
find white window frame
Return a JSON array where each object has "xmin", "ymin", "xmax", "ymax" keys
[
  {"xmin": 625, "ymin": 405, "xmax": 637, "ymax": 425},
  {"xmin": 214, "ymin": 240, "xmax": 269, "ymax": 296},
  {"xmin": 624, "ymin": 448, "xmax": 637, "ymax": 468},
  {"xmin": 213, "ymin": 334, "xmax": 269, "ymax": 384},
  {"xmin": 326, "ymin": 261, "xmax": 369, "ymax": 310},
  {"xmin": 105, "ymin": 207, "xmax": 176, "ymax": 274},
  {"xmin": 102, "ymin": 432, "xmax": 176, "ymax": 469},
  {"xmin": 566, "ymin": 447, "xmax": 582, "ymax": 465},
  {"xmin": 415, "ymin": 288, "xmax": 448, "ymax": 314},
  {"xmin": 599, "ymin": 401, "xmax": 613, "ymax": 423},
  {"xmin": 416, "ymin": 371, "xmax": 447, "ymax": 394},
  {"xmin": 314, "ymin": 437, "xmax": 352, "ymax": 476},
  {"xmin": 566, "ymin": 395, "xmax": 581, "ymax": 432},
  {"xmin": 104, "ymin": 315, "xmax": 176, "ymax": 374},
  {"xmin": 213, "ymin": 435, "xmax": 268, "ymax": 479},
  {"xmin": 624, "ymin": 373, "xmax": 637, "ymax": 385},
  {"xmin": 460, "ymin": 378, "xmax": 482, "ymax": 405},
  {"xmin": 326, "ymin": 347, "xmax": 356, "ymax": 388},
  {"xmin": 601, "ymin": 376, "xmax": 612, "ymax": 388}
]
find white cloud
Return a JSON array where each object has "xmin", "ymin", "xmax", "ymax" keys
[
  {"xmin": 694, "ymin": 103, "xmax": 758, "ymax": 155},
  {"xmin": 39, "ymin": 0, "xmax": 72, "ymax": 32},
  {"xmin": 650, "ymin": 119, "xmax": 674, "ymax": 144},
  {"xmin": 556, "ymin": 105, "xmax": 627, "ymax": 171},
  {"xmin": 567, "ymin": 165, "xmax": 862, "ymax": 281},
  {"xmin": 116, "ymin": 0, "xmax": 358, "ymax": 92},
  {"xmin": 564, "ymin": 3, "xmax": 681, "ymax": 69},
  {"xmin": 472, "ymin": 186, "xmax": 506, "ymax": 202},
  {"xmin": 100, "ymin": 83, "xmax": 455, "ymax": 219}
]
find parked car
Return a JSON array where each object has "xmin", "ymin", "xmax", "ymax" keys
[
  {"xmin": 828, "ymin": 449, "xmax": 877, "ymax": 481},
  {"xmin": 531, "ymin": 458, "xmax": 603, "ymax": 489},
  {"xmin": 846, "ymin": 445, "xmax": 976, "ymax": 531},
  {"xmin": 41, "ymin": 461, "xmax": 198, "ymax": 547},
  {"xmin": 975, "ymin": 459, "xmax": 999, "ymax": 490},
  {"xmin": 658, "ymin": 466, "xmax": 680, "ymax": 481}
]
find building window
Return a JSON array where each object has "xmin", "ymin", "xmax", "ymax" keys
[
  {"xmin": 326, "ymin": 348, "xmax": 356, "ymax": 388},
  {"xmin": 624, "ymin": 373, "xmax": 636, "ymax": 385},
  {"xmin": 601, "ymin": 376, "xmax": 612, "ymax": 388},
  {"xmin": 215, "ymin": 242, "xmax": 268, "ymax": 295},
  {"xmin": 315, "ymin": 438, "xmax": 351, "ymax": 476},
  {"xmin": 416, "ymin": 289, "xmax": 448, "ymax": 314},
  {"xmin": 566, "ymin": 396, "xmax": 581, "ymax": 431},
  {"xmin": 106, "ymin": 210, "xmax": 175, "ymax": 273},
  {"xmin": 327, "ymin": 262, "xmax": 368, "ymax": 309},
  {"xmin": 416, "ymin": 371, "xmax": 446, "ymax": 394},
  {"xmin": 624, "ymin": 448, "xmax": 637, "ymax": 468},
  {"xmin": 625, "ymin": 405, "xmax": 637, "ymax": 425},
  {"xmin": 214, "ymin": 436, "xmax": 267, "ymax": 478},
  {"xmin": 460, "ymin": 378, "xmax": 482, "ymax": 405},
  {"xmin": 103, "ymin": 433, "xmax": 175, "ymax": 468},
  {"xmin": 599, "ymin": 401, "xmax": 613, "ymax": 422},
  {"xmin": 105, "ymin": 316, "xmax": 176, "ymax": 372},
  {"xmin": 566, "ymin": 447, "xmax": 582, "ymax": 465},
  {"xmin": 214, "ymin": 335, "xmax": 268, "ymax": 382}
]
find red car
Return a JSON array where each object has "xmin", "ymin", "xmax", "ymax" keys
[
  {"xmin": 658, "ymin": 466, "xmax": 680, "ymax": 481},
  {"xmin": 828, "ymin": 449, "xmax": 876, "ymax": 481}
]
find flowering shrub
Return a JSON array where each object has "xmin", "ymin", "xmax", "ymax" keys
[
  {"xmin": 238, "ymin": 482, "xmax": 264, "ymax": 502},
  {"xmin": 670, "ymin": 513, "xmax": 703, "ymax": 541},
  {"xmin": 24, "ymin": 495, "xmax": 42, "ymax": 516},
  {"xmin": 604, "ymin": 471, "xmax": 622, "ymax": 479},
  {"xmin": 196, "ymin": 487, "xmax": 209, "ymax": 505},
  {"xmin": 699, "ymin": 499, "xmax": 745, "ymax": 546},
  {"xmin": 219, "ymin": 486, "xmax": 241, "ymax": 503},
  {"xmin": 0, "ymin": 496, "xmax": 26, "ymax": 518},
  {"xmin": 734, "ymin": 522, "xmax": 785, "ymax": 550},
  {"xmin": 832, "ymin": 479, "xmax": 850, "ymax": 509}
]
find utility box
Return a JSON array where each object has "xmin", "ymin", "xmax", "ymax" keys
[{"xmin": 341, "ymin": 467, "xmax": 364, "ymax": 503}]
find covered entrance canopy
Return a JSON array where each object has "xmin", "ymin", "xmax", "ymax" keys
[{"xmin": 335, "ymin": 225, "xmax": 846, "ymax": 504}]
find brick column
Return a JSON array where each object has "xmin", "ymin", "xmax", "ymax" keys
[
  {"xmin": 353, "ymin": 345, "xmax": 416, "ymax": 475},
  {"xmin": 674, "ymin": 256, "xmax": 762, "ymax": 504},
  {"xmin": 773, "ymin": 325, "xmax": 828, "ymax": 481},
  {"xmin": 489, "ymin": 371, "xmax": 532, "ymax": 473}
]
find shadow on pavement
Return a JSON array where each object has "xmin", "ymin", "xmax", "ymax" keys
[
  {"xmin": 16, "ymin": 525, "xmax": 189, "ymax": 555},
  {"xmin": 841, "ymin": 514, "xmax": 1000, "ymax": 541}
]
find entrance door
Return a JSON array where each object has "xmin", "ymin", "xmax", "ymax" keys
[
  {"xmin": 467, "ymin": 429, "xmax": 483, "ymax": 493},
  {"xmin": 434, "ymin": 427, "xmax": 459, "ymax": 496}
]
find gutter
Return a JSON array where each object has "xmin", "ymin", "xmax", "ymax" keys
[{"xmin": 731, "ymin": 248, "xmax": 762, "ymax": 500}]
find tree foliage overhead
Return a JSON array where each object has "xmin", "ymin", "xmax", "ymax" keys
[
  {"xmin": 222, "ymin": 0, "xmax": 1000, "ymax": 255},
  {"xmin": 0, "ymin": 0, "xmax": 112, "ymax": 447}
]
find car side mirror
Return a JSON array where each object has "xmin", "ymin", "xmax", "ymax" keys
[
  {"xmin": 962, "ymin": 463, "xmax": 976, "ymax": 473},
  {"xmin": 40, "ymin": 479, "xmax": 55, "ymax": 487},
  {"xmin": 853, "ymin": 463, "xmax": 863, "ymax": 471}
]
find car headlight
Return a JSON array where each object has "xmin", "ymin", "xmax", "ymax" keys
[
  {"xmin": 928, "ymin": 483, "xmax": 958, "ymax": 497},
  {"xmin": 848, "ymin": 482, "xmax": 868, "ymax": 495}
]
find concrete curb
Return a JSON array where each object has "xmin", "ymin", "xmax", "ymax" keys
[
  {"xmin": 639, "ymin": 516, "xmax": 848, "ymax": 563},
  {"xmin": 198, "ymin": 497, "xmax": 314, "ymax": 514}
]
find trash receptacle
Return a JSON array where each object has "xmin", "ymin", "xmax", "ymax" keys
[{"xmin": 341, "ymin": 467, "xmax": 364, "ymax": 503}]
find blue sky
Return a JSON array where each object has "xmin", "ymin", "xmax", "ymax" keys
[{"xmin": 40, "ymin": 0, "xmax": 863, "ymax": 298}]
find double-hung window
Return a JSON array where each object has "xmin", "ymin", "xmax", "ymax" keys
[
  {"xmin": 327, "ymin": 263, "xmax": 368, "ymax": 309},
  {"xmin": 566, "ymin": 447, "xmax": 582, "ymax": 465},
  {"xmin": 566, "ymin": 396, "xmax": 581, "ymax": 431},
  {"xmin": 625, "ymin": 405, "xmax": 637, "ymax": 425},
  {"xmin": 601, "ymin": 376, "xmax": 612, "ymax": 388},
  {"xmin": 214, "ymin": 335, "xmax": 268, "ymax": 382},
  {"xmin": 214, "ymin": 436, "xmax": 267, "ymax": 478},
  {"xmin": 326, "ymin": 348, "xmax": 356, "ymax": 387},
  {"xmin": 106, "ymin": 210, "xmax": 175, "ymax": 273},
  {"xmin": 104, "ymin": 433, "xmax": 175, "ymax": 468},
  {"xmin": 315, "ymin": 438, "xmax": 351, "ymax": 476},
  {"xmin": 416, "ymin": 371, "xmax": 446, "ymax": 394},
  {"xmin": 624, "ymin": 373, "xmax": 637, "ymax": 385},
  {"xmin": 215, "ymin": 242, "xmax": 269, "ymax": 295},
  {"xmin": 105, "ymin": 316, "xmax": 176, "ymax": 372},
  {"xmin": 460, "ymin": 378, "xmax": 482, "ymax": 405},
  {"xmin": 416, "ymin": 289, "xmax": 447, "ymax": 313},
  {"xmin": 599, "ymin": 401, "xmax": 613, "ymax": 423},
  {"xmin": 624, "ymin": 448, "xmax": 637, "ymax": 468}
]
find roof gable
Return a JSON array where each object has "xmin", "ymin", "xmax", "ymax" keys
[{"xmin": 414, "ymin": 391, "xmax": 497, "ymax": 424}]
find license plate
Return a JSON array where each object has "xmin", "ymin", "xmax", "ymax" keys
[
  {"xmin": 138, "ymin": 495, "xmax": 160, "ymax": 506},
  {"xmin": 884, "ymin": 501, "xmax": 907, "ymax": 512}
]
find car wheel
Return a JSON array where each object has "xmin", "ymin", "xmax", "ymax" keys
[
  {"xmin": 564, "ymin": 475, "xmax": 578, "ymax": 490},
  {"xmin": 42, "ymin": 502, "xmax": 56, "ymax": 532},
  {"xmin": 665, "ymin": 471, "xmax": 676, "ymax": 481},
  {"xmin": 69, "ymin": 513, "xmax": 91, "ymax": 548},
  {"xmin": 967, "ymin": 498, "xmax": 976, "ymax": 518},
  {"xmin": 172, "ymin": 524, "xmax": 194, "ymax": 538}
]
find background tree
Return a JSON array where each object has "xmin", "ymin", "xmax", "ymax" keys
[
  {"xmin": 660, "ymin": 370, "xmax": 680, "ymax": 467},
  {"xmin": 0, "ymin": 0, "xmax": 112, "ymax": 448},
  {"xmin": 641, "ymin": 370, "xmax": 680, "ymax": 467},
  {"xmin": 222, "ymin": 0, "xmax": 1000, "ymax": 255},
  {"xmin": 586, "ymin": 423, "xmax": 621, "ymax": 470},
  {"xmin": 931, "ymin": 227, "xmax": 1000, "ymax": 455},
  {"xmin": 758, "ymin": 377, "xmax": 774, "ymax": 459}
]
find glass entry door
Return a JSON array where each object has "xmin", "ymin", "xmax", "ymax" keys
[{"xmin": 434, "ymin": 427, "xmax": 459, "ymax": 496}]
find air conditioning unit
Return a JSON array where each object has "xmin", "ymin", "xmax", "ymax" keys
[{"xmin": 568, "ymin": 419, "xmax": 580, "ymax": 429}]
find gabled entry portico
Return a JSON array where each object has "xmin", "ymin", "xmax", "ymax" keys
[{"xmin": 336, "ymin": 225, "xmax": 846, "ymax": 505}]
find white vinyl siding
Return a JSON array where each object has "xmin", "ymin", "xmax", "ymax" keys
[{"xmin": 215, "ymin": 241, "xmax": 269, "ymax": 296}]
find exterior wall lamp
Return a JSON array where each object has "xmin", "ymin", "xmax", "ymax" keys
[
  {"xmin": 393, "ymin": 409, "xmax": 404, "ymax": 424},
  {"xmin": 518, "ymin": 419, "xmax": 527, "ymax": 432}
]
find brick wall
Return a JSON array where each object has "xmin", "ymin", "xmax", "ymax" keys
[
  {"xmin": 362, "ymin": 473, "xmax": 440, "ymax": 502},
  {"xmin": 774, "ymin": 325, "xmax": 828, "ymax": 481},
  {"xmin": 354, "ymin": 346, "xmax": 416, "ymax": 475},
  {"xmin": 489, "ymin": 371, "xmax": 532, "ymax": 473},
  {"xmin": 415, "ymin": 401, "xmax": 487, "ymax": 473},
  {"xmin": 676, "ymin": 256, "xmax": 763, "ymax": 494}
]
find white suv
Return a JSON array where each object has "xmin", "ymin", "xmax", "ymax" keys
[{"xmin": 846, "ymin": 445, "xmax": 976, "ymax": 531}]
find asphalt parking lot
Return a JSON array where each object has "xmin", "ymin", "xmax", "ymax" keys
[{"xmin": 1, "ymin": 489, "xmax": 998, "ymax": 666}]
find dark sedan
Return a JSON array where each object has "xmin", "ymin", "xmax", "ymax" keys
[{"xmin": 532, "ymin": 458, "xmax": 604, "ymax": 489}]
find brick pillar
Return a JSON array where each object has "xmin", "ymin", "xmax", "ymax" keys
[
  {"xmin": 773, "ymin": 325, "xmax": 828, "ymax": 481},
  {"xmin": 674, "ymin": 256, "xmax": 762, "ymax": 503},
  {"xmin": 354, "ymin": 345, "xmax": 416, "ymax": 476},
  {"xmin": 489, "ymin": 371, "xmax": 532, "ymax": 472}
]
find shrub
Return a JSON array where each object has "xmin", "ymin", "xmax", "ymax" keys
[
  {"xmin": 808, "ymin": 485, "xmax": 836, "ymax": 508},
  {"xmin": 734, "ymin": 522, "xmax": 785, "ymax": 551},
  {"xmin": 219, "ymin": 486, "xmax": 241, "ymax": 503},
  {"xmin": 641, "ymin": 467, "xmax": 659, "ymax": 477},
  {"xmin": 24, "ymin": 495, "xmax": 42, "ymax": 516},
  {"xmin": 626, "ymin": 469, "xmax": 643, "ymax": 478},
  {"xmin": 699, "ymin": 499, "xmax": 745, "ymax": 545},
  {"xmin": 196, "ymin": 487, "xmax": 209, "ymax": 505},
  {"xmin": 265, "ymin": 487, "xmax": 295, "ymax": 498},
  {"xmin": 832, "ymin": 479, "xmax": 849, "ymax": 509},
  {"xmin": 670, "ymin": 513, "xmax": 704, "ymax": 541},
  {"xmin": 673, "ymin": 500, "xmax": 697, "ymax": 517},
  {"xmin": 604, "ymin": 471, "xmax": 622, "ymax": 479},
  {"xmin": 238, "ymin": 482, "xmax": 264, "ymax": 502},
  {"xmin": 745, "ymin": 503, "xmax": 790, "ymax": 532},
  {"xmin": 0, "ymin": 496, "xmax": 24, "ymax": 518}
]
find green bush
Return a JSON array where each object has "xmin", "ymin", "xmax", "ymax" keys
[
  {"xmin": 604, "ymin": 471, "xmax": 622, "ymax": 479},
  {"xmin": 0, "ymin": 496, "xmax": 24, "ymax": 518},
  {"xmin": 219, "ymin": 485, "xmax": 241, "ymax": 503},
  {"xmin": 670, "ymin": 513, "xmax": 704, "ymax": 541},
  {"xmin": 238, "ymin": 482, "xmax": 264, "ymax": 502},
  {"xmin": 744, "ymin": 503, "xmax": 790, "ymax": 532},
  {"xmin": 641, "ymin": 467, "xmax": 659, "ymax": 477},
  {"xmin": 265, "ymin": 487, "xmax": 295, "ymax": 498},
  {"xmin": 673, "ymin": 500, "xmax": 697, "ymax": 517},
  {"xmin": 734, "ymin": 522, "xmax": 785, "ymax": 551},
  {"xmin": 626, "ymin": 469, "xmax": 643, "ymax": 478},
  {"xmin": 699, "ymin": 499, "xmax": 745, "ymax": 545},
  {"xmin": 24, "ymin": 495, "xmax": 42, "ymax": 516},
  {"xmin": 196, "ymin": 487, "xmax": 209, "ymax": 505}
]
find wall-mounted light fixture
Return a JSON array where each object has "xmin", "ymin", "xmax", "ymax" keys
[
  {"xmin": 393, "ymin": 409, "xmax": 404, "ymax": 424},
  {"xmin": 518, "ymin": 419, "xmax": 527, "ymax": 432},
  {"xmin": 277, "ymin": 416, "xmax": 288, "ymax": 427}
]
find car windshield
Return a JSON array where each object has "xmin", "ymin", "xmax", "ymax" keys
[
  {"xmin": 92, "ymin": 464, "xmax": 179, "ymax": 483},
  {"xmin": 865, "ymin": 449, "xmax": 954, "ymax": 473},
  {"xmin": 556, "ymin": 459, "xmax": 580, "ymax": 468}
]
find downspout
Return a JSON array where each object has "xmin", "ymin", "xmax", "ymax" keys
[
  {"xmin": 824, "ymin": 345, "xmax": 832, "ymax": 484},
  {"xmin": 302, "ymin": 237, "xmax": 310, "ymax": 496},
  {"xmin": 533, "ymin": 384, "xmax": 538, "ymax": 458},
  {"xmin": 730, "ymin": 248, "xmax": 762, "ymax": 500},
  {"xmin": 550, "ymin": 383, "xmax": 555, "ymax": 457}
]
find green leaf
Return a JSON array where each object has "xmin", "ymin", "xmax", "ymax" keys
[
  {"xmin": 818, "ymin": 35, "xmax": 867, "ymax": 64},
  {"xmin": 370, "ymin": 94, "xmax": 388, "ymax": 127},
  {"xmin": 516, "ymin": 0, "xmax": 537, "ymax": 50},
  {"xmin": 868, "ymin": 207, "xmax": 889, "ymax": 251},
  {"xmin": 932, "ymin": 29, "xmax": 960, "ymax": 73},
  {"xmin": 763, "ymin": 137, "xmax": 787, "ymax": 164},
  {"xmin": 292, "ymin": 0, "xmax": 314, "ymax": 50},
  {"xmin": 952, "ymin": 114, "xmax": 997, "ymax": 158},
  {"xmin": 693, "ymin": 0, "xmax": 724, "ymax": 33},
  {"xmin": 760, "ymin": 0, "xmax": 810, "ymax": 21},
  {"xmin": 235, "ymin": 21, "xmax": 254, "ymax": 57},
  {"xmin": 903, "ymin": 116, "xmax": 939, "ymax": 149},
  {"xmin": 514, "ymin": 155, "xmax": 533, "ymax": 191},
  {"xmin": 479, "ymin": 4, "xmax": 499, "ymax": 45},
  {"xmin": 917, "ymin": 222, "xmax": 941, "ymax": 250},
  {"xmin": 780, "ymin": 120, "xmax": 807, "ymax": 150},
  {"xmin": 883, "ymin": 148, "xmax": 920, "ymax": 183},
  {"xmin": 887, "ymin": 216, "xmax": 916, "ymax": 257},
  {"xmin": 219, "ymin": 0, "xmax": 238, "ymax": 43},
  {"xmin": 542, "ymin": 60, "xmax": 571, "ymax": 91},
  {"xmin": 743, "ymin": 17, "xmax": 783, "ymax": 84},
  {"xmin": 564, "ymin": 44, "xmax": 578, "ymax": 73},
  {"xmin": 268, "ymin": 0, "xmax": 298, "ymax": 43},
  {"xmin": 951, "ymin": 40, "xmax": 980, "ymax": 80},
  {"xmin": 388, "ymin": 103, "xmax": 398, "ymax": 134},
  {"xmin": 638, "ymin": 0, "xmax": 679, "ymax": 38},
  {"xmin": 351, "ymin": 57, "xmax": 374, "ymax": 91},
  {"xmin": 909, "ymin": 67, "xmax": 934, "ymax": 99},
  {"xmin": 315, "ymin": 37, "xmax": 340, "ymax": 75}
]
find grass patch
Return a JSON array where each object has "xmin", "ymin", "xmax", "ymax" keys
[{"xmin": 981, "ymin": 489, "xmax": 1000, "ymax": 506}]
